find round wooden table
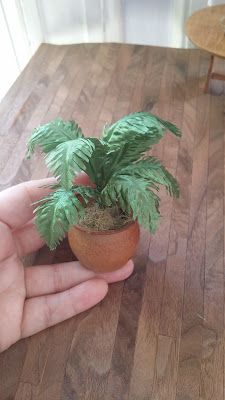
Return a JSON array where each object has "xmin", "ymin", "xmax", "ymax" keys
[{"xmin": 186, "ymin": 4, "xmax": 225, "ymax": 92}]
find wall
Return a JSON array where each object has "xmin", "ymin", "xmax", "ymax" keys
[
  {"xmin": 37, "ymin": 0, "xmax": 123, "ymax": 43},
  {"xmin": 0, "ymin": 0, "xmax": 42, "ymax": 100},
  {"xmin": 37, "ymin": 0, "xmax": 219, "ymax": 47}
]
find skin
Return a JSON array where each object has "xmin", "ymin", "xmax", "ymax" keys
[{"xmin": 0, "ymin": 173, "xmax": 134, "ymax": 353}]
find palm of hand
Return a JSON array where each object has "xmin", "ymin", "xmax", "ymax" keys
[
  {"xmin": 0, "ymin": 178, "xmax": 133, "ymax": 352},
  {"xmin": 0, "ymin": 221, "xmax": 26, "ymax": 351}
]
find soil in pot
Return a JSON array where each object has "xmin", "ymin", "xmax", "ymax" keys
[
  {"xmin": 68, "ymin": 204, "xmax": 140, "ymax": 272},
  {"xmin": 78, "ymin": 204, "xmax": 132, "ymax": 231}
]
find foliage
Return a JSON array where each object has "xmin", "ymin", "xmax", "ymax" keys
[
  {"xmin": 27, "ymin": 112, "xmax": 181, "ymax": 249},
  {"xmin": 34, "ymin": 187, "xmax": 95, "ymax": 249}
]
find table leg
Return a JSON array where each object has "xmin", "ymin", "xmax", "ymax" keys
[{"xmin": 204, "ymin": 54, "xmax": 214, "ymax": 93}]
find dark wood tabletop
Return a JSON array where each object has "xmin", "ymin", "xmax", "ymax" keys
[{"xmin": 0, "ymin": 43, "xmax": 224, "ymax": 400}]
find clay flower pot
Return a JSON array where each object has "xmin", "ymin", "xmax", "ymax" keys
[{"xmin": 68, "ymin": 220, "xmax": 140, "ymax": 272}]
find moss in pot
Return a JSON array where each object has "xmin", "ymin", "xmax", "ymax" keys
[{"xmin": 26, "ymin": 112, "xmax": 181, "ymax": 272}]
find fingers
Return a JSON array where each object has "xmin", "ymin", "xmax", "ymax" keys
[
  {"xmin": 13, "ymin": 219, "xmax": 44, "ymax": 257},
  {"xmin": 0, "ymin": 178, "xmax": 56, "ymax": 229},
  {"xmin": 97, "ymin": 260, "xmax": 134, "ymax": 283},
  {"xmin": 0, "ymin": 221, "xmax": 16, "ymax": 260},
  {"xmin": 11, "ymin": 173, "xmax": 93, "ymax": 256},
  {"xmin": 0, "ymin": 173, "xmax": 92, "ymax": 231},
  {"xmin": 21, "ymin": 279, "xmax": 108, "ymax": 338},
  {"xmin": 25, "ymin": 260, "xmax": 134, "ymax": 298},
  {"xmin": 74, "ymin": 172, "xmax": 95, "ymax": 187}
]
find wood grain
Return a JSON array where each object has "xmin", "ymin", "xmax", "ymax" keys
[
  {"xmin": 200, "ymin": 94, "xmax": 224, "ymax": 400},
  {"xmin": 176, "ymin": 52, "xmax": 210, "ymax": 400},
  {"xmin": 0, "ymin": 43, "xmax": 225, "ymax": 400},
  {"xmin": 185, "ymin": 5, "xmax": 225, "ymax": 59},
  {"xmin": 185, "ymin": 5, "xmax": 225, "ymax": 92}
]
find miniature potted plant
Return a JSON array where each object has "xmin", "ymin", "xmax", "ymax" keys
[{"xmin": 26, "ymin": 112, "xmax": 181, "ymax": 272}]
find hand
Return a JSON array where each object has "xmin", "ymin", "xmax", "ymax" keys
[{"xmin": 0, "ymin": 175, "xmax": 134, "ymax": 352}]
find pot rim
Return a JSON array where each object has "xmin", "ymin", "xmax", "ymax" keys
[{"xmin": 71, "ymin": 219, "xmax": 138, "ymax": 235}]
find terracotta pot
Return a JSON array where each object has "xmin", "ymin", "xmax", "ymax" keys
[{"xmin": 68, "ymin": 220, "xmax": 140, "ymax": 273}]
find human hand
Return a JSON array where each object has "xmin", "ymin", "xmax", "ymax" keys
[{"xmin": 0, "ymin": 175, "xmax": 134, "ymax": 352}]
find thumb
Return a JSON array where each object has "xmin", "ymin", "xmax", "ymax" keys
[{"xmin": 74, "ymin": 172, "xmax": 95, "ymax": 188}]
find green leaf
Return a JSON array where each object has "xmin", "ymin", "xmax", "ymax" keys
[
  {"xmin": 34, "ymin": 187, "xmax": 94, "ymax": 249},
  {"xmin": 101, "ymin": 137, "xmax": 151, "ymax": 183},
  {"xmin": 101, "ymin": 175, "xmax": 160, "ymax": 233},
  {"xmin": 72, "ymin": 185, "xmax": 98, "ymax": 203},
  {"xmin": 45, "ymin": 138, "xmax": 95, "ymax": 189},
  {"xmin": 119, "ymin": 157, "xmax": 179, "ymax": 198},
  {"xmin": 88, "ymin": 136, "xmax": 156, "ymax": 188},
  {"xmin": 100, "ymin": 113, "xmax": 181, "ymax": 184},
  {"xmin": 102, "ymin": 112, "xmax": 181, "ymax": 146},
  {"xmin": 26, "ymin": 118, "xmax": 83, "ymax": 158},
  {"xmin": 81, "ymin": 139, "xmax": 109, "ymax": 188},
  {"xmin": 154, "ymin": 116, "xmax": 181, "ymax": 137}
]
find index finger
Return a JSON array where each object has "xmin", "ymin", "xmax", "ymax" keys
[
  {"xmin": 0, "ymin": 174, "xmax": 92, "ymax": 229},
  {"xmin": 0, "ymin": 178, "xmax": 56, "ymax": 229}
]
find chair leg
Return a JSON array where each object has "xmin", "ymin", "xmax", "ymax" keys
[{"xmin": 204, "ymin": 55, "xmax": 214, "ymax": 93}]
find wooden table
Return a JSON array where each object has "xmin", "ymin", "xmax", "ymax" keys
[
  {"xmin": 0, "ymin": 43, "xmax": 225, "ymax": 399},
  {"xmin": 186, "ymin": 4, "xmax": 225, "ymax": 92}
]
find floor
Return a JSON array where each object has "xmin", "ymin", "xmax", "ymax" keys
[{"xmin": 0, "ymin": 43, "xmax": 225, "ymax": 399}]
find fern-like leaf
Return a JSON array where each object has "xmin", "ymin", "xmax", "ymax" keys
[
  {"xmin": 34, "ymin": 187, "xmax": 94, "ymax": 249},
  {"xmin": 26, "ymin": 118, "xmax": 83, "ymax": 158},
  {"xmin": 72, "ymin": 185, "xmax": 97, "ymax": 202},
  {"xmin": 81, "ymin": 139, "xmax": 109, "ymax": 188},
  {"xmin": 45, "ymin": 138, "xmax": 95, "ymax": 189},
  {"xmin": 101, "ymin": 175, "xmax": 160, "ymax": 233},
  {"xmin": 100, "ymin": 137, "xmax": 152, "ymax": 185},
  {"xmin": 100, "ymin": 112, "xmax": 181, "ymax": 183},
  {"xmin": 119, "ymin": 157, "xmax": 179, "ymax": 198},
  {"xmin": 154, "ymin": 116, "xmax": 181, "ymax": 137},
  {"xmin": 102, "ymin": 112, "xmax": 181, "ymax": 146}
]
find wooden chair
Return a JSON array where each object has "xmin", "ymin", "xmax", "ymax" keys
[{"xmin": 205, "ymin": 55, "xmax": 225, "ymax": 93}]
